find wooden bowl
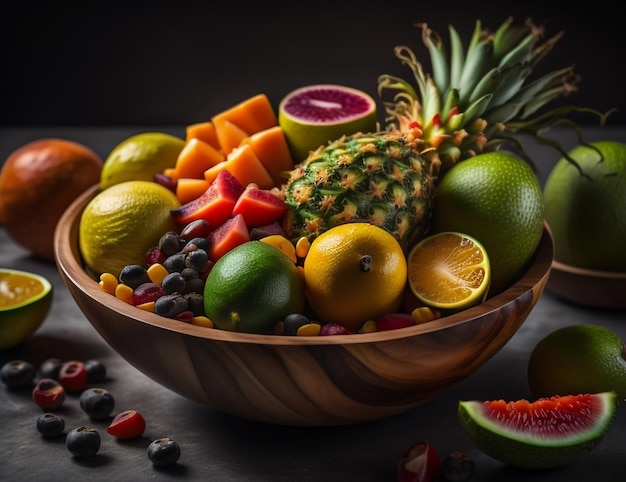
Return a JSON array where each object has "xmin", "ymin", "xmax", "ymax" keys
[
  {"xmin": 54, "ymin": 185, "xmax": 554, "ymax": 426},
  {"xmin": 546, "ymin": 260, "xmax": 626, "ymax": 310}
]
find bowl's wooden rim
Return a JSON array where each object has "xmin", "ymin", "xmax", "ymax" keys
[
  {"xmin": 551, "ymin": 260, "xmax": 626, "ymax": 280},
  {"xmin": 55, "ymin": 184, "xmax": 554, "ymax": 346}
]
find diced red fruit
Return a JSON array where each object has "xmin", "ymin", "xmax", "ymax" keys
[
  {"xmin": 231, "ymin": 184, "xmax": 288, "ymax": 228},
  {"xmin": 32, "ymin": 378, "xmax": 66, "ymax": 410},
  {"xmin": 171, "ymin": 169, "xmax": 245, "ymax": 227},
  {"xmin": 107, "ymin": 409, "xmax": 146, "ymax": 439},
  {"xmin": 320, "ymin": 323, "xmax": 353, "ymax": 336},
  {"xmin": 132, "ymin": 282, "xmax": 166, "ymax": 306},
  {"xmin": 180, "ymin": 219, "xmax": 212, "ymax": 240},
  {"xmin": 207, "ymin": 213, "xmax": 250, "ymax": 262},
  {"xmin": 397, "ymin": 441, "xmax": 441, "ymax": 482},
  {"xmin": 58, "ymin": 360, "xmax": 88, "ymax": 393},
  {"xmin": 175, "ymin": 310, "xmax": 195, "ymax": 322},
  {"xmin": 145, "ymin": 247, "xmax": 167, "ymax": 266},
  {"xmin": 375, "ymin": 313, "xmax": 416, "ymax": 331}
]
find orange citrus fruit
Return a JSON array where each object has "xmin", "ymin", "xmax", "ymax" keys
[
  {"xmin": 0, "ymin": 268, "xmax": 53, "ymax": 350},
  {"xmin": 79, "ymin": 180, "xmax": 181, "ymax": 278},
  {"xmin": 303, "ymin": 222, "xmax": 407, "ymax": 332},
  {"xmin": 407, "ymin": 232, "xmax": 490, "ymax": 311},
  {"xmin": 430, "ymin": 151, "xmax": 544, "ymax": 296},
  {"xmin": 543, "ymin": 141, "xmax": 626, "ymax": 271},
  {"xmin": 203, "ymin": 240, "xmax": 306, "ymax": 334},
  {"xmin": 0, "ymin": 138, "xmax": 102, "ymax": 261}
]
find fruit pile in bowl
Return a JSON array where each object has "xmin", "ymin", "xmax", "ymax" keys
[{"xmin": 52, "ymin": 17, "xmax": 606, "ymax": 426}]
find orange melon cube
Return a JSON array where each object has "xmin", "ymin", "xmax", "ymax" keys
[
  {"xmin": 163, "ymin": 167, "xmax": 179, "ymax": 182},
  {"xmin": 211, "ymin": 93, "xmax": 277, "ymax": 137},
  {"xmin": 241, "ymin": 126, "xmax": 295, "ymax": 186},
  {"xmin": 213, "ymin": 117, "xmax": 249, "ymax": 154},
  {"xmin": 186, "ymin": 121, "xmax": 221, "ymax": 149},
  {"xmin": 175, "ymin": 138, "xmax": 225, "ymax": 180},
  {"xmin": 176, "ymin": 177, "xmax": 212, "ymax": 204},
  {"xmin": 204, "ymin": 144, "xmax": 274, "ymax": 189}
]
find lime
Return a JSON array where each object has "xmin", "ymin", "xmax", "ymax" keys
[
  {"xmin": 543, "ymin": 141, "xmax": 626, "ymax": 271},
  {"xmin": 430, "ymin": 152, "xmax": 544, "ymax": 296},
  {"xmin": 79, "ymin": 180, "xmax": 181, "ymax": 278},
  {"xmin": 407, "ymin": 232, "xmax": 490, "ymax": 311},
  {"xmin": 459, "ymin": 392, "xmax": 617, "ymax": 469},
  {"xmin": 303, "ymin": 223, "xmax": 407, "ymax": 332},
  {"xmin": 278, "ymin": 84, "xmax": 377, "ymax": 162},
  {"xmin": 527, "ymin": 324, "xmax": 626, "ymax": 400},
  {"xmin": 100, "ymin": 132, "xmax": 185, "ymax": 190},
  {"xmin": 0, "ymin": 268, "xmax": 53, "ymax": 350},
  {"xmin": 203, "ymin": 241, "xmax": 305, "ymax": 334}
]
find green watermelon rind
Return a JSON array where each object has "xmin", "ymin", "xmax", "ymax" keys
[{"xmin": 458, "ymin": 391, "xmax": 617, "ymax": 470}]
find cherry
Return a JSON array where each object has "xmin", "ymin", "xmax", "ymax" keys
[
  {"xmin": 397, "ymin": 441, "xmax": 441, "ymax": 482},
  {"xmin": 32, "ymin": 378, "xmax": 66, "ymax": 410},
  {"xmin": 107, "ymin": 409, "xmax": 146, "ymax": 439}
]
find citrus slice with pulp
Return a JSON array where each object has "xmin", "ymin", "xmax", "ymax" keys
[
  {"xmin": 0, "ymin": 268, "xmax": 53, "ymax": 350},
  {"xmin": 407, "ymin": 232, "xmax": 490, "ymax": 311}
]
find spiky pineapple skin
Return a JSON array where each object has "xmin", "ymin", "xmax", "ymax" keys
[{"xmin": 280, "ymin": 131, "xmax": 441, "ymax": 253}]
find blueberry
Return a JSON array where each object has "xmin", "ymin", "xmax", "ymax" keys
[
  {"xmin": 185, "ymin": 249, "xmax": 209, "ymax": 271},
  {"xmin": 282, "ymin": 314, "xmax": 311, "ymax": 336},
  {"xmin": 180, "ymin": 267, "xmax": 199, "ymax": 281},
  {"xmin": 184, "ymin": 277, "xmax": 205, "ymax": 295},
  {"xmin": 39, "ymin": 358, "xmax": 63, "ymax": 380},
  {"xmin": 161, "ymin": 272, "xmax": 186, "ymax": 294},
  {"xmin": 119, "ymin": 264, "xmax": 151, "ymax": 289},
  {"xmin": 163, "ymin": 252, "xmax": 185, "ymax": 273},
  {"xmin": 37, "ymin": 413, "xmax": 65, "ymax": 438},
  {"xmin": 442, "ymin": 452, "xmax": 475, "ymax": 482},
  {"xmin": 79, "ymin": 387, "xmax": 115, "ymax": 420},
  {"xmin": 147, "ymin": 437, "xmax": 181, "ymax": 466},
  {"xmin": 184, "ymin": 292, "xmax": 205, "ymax": 316},
  {"xmin": 155, "ymin": 294, "xmax": 189, "ymax": 318},
  {"xmin": 0, "ymin": 360, "xmax": 36, "ymax": 388},
  {"xmin": 66, "ymin": 426, "xmax": 101, "ymax": 458},
  {"xmin": 159, "ymin": 231, "xmax": 182, "ymax": 257},
  {"xmin": 183, "ymin": 237, "xmax": 209, "ymax": 252},
  {"xmin": 84, "ymin": 359, "xmax": 107, "ymax": 383}
]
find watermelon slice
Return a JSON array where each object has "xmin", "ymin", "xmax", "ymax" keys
[
  {"xmin": 458, "ymin": 391, "xmax": 617, "ymax": 469},
  {"xmin": 171, "ymin": 169, "xmax": 244, "ymax": 227},
  {"xmin": 207, "ymin": 214, "xmax": 250, "ymax": 262}
]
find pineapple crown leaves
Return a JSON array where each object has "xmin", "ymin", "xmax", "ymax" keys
[{"xmin": 377, "ymin": 16, "xmax": 613, "ymax": 174}]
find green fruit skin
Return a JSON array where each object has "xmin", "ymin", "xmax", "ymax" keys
[
  {"xmin": 458, "ymin": 392, "xmax": 617, "ymax": 470},
  {"xmin": 203, "ymin": 241, "xmax": 305, "ymax": 334},
  {"xmin": 528, "ymin": 324, "xmax": 626, "ymax": 400},
  {"xmin": 543, "ymin": 141, "xmax": 626, "ymax": 271},
  {"xmin": 430, "ymin": 152, "xmax": 544, "ymax": 295}
]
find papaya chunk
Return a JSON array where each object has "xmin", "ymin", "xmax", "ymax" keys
[
  {"xmin": 176, "ymin": 177, "xmax": 212, "ymax": 204},
  {"xmin": 186, "ymin": 121, "xmax": 221, "ymax": 149},
  {"xmin": 213, "ymin": 117, "xmax": 249, "ymax": 154},
  {"xmin": 175, "ymin": 138, "xmax": 225, "ymax": 180},
  {"xmin": 211, "ymin": 93, "xmax": 277, "ymax": 136},
  {"xmin": 207, "ymin": 213, "xmax": 250, "ymax": 262},
  {"xmin": 204, "ymin": 144, "xmax": 274, "ymax": 190},
  {"xmin": 232, "ymin": 184, "xmax": 288, "ymax": 228},
  {"xmin": 241, "ymin": 126, "xmax": 295, "ymax": 187}
]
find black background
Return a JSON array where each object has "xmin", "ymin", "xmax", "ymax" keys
[{"xmin": 2, "ymin": 2, "xmax": 624, "ymax": 127}]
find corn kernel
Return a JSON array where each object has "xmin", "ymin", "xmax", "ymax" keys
[
  {"xmin": 115, "ymin": 283, "xmax": 134, "ymax": 304},
  {"xmin": 191, "ymin": 316, "xmax": 214, "ymax": 328},
  {"xmin": 360, "ymin": 319, "xmax": 377, "ymax": 333},
  {"xmin": 98, "ymin": 272, "xmax": 118, "ymax": 295},
  {"xmin": 147, "ymin": 263, "xmax": 169, "ymax": 285},
  {"xmin": 297, "ymin": 323, "xmax": 321, "ymax": 336},
  {"xmin": 411, "ymin": 306, "xmax": 440, "ymax": 324},
  {"xmin": 136, "ymin": 301, "xmax": 156, "ymax": 312},
  {"xmin": 295, "ymin": 236, "xmax": 311, "ymax": 259}
]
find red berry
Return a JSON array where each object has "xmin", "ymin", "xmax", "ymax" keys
[
  {"xmin": 397, "ymin": 441, "xmax": 442, "ymax": 482},
  {"xmin": 107, "ymin": 409, "xmax": 146, "ymax": 439},
  {"xmin": 59, "ymin": 360, "xmax": 88, "ymax": 393},
  {"xmin": 33, "ymin": 378, "xmax": 66, "ymax": 410},
  {"xmin": 132, "ymin": 282, "xmax": 166, "ymax": 306}
]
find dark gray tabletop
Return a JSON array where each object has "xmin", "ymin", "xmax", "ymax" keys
[{"xmin": 1, "ymin": 126, "xmax": 625, "ymax": 481}]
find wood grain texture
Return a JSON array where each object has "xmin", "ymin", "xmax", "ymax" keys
[{"xmin": 55, "ymin": 185, "xmax": 553, "ymax": 426}]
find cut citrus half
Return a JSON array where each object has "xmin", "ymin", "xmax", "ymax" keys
[
  {"xmin": 0, "ymin": 268, "xmax": 53, "ymax": 350},
  {"xmin": 407, "ymin": 232, "xmax": 490, "ymax": 311}
]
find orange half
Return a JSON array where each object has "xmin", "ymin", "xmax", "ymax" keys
[{"xmin": 407, "ymin": 232, "xmax": 491, "ymax": 311}]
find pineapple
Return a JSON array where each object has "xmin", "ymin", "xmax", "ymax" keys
[
  {"xmin": 282, "ymin": 17, "xmax": 609, "ymax": 251},
  {"xmin": 281, "ymin": 131, "xmax": 440, "ymax": 253}
]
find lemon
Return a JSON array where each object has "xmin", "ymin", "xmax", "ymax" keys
[
  {"xmin": 0, "ymin": 268, "xmax": 53, "ymax": 350},
  {"xmin": 430, "ymin": 152, "xmax": 544, "ymax": 296},
  {"xmin": 527, "ymin": 324, "xmax": 626, "ymax": 400},
  {"xmin": 543, "ymin": 141, "xmax": 626, "ymax": 271},
  {"xmin": 407, "ymin": 232, "xmax": 490, "ymax": 311},
  {"xmin": 79, "ymin": 180, "xmax": 181, "ymax": 278},
  {"xmin": 100, "ymin": 132, "xmax": 185, "ymax": 190},
  {"xmin": 203, "ymin": 241, "xmax": 305, "ymax": 334},
  {"xmin": 303, "ymin": 223, "xmax": 406, "ymax": 332},
  {"xmin": 278, "ymin": 84, "xmax": 377, "ymax": 162}
]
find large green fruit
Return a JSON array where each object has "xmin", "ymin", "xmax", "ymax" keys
[
  {"xmin": 458, "ymin": 392, "xmax": 617, "ymax": 469},
  {"xmin": 543, "ymin": 141, "xmax": 626, "ymax": 271}
]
